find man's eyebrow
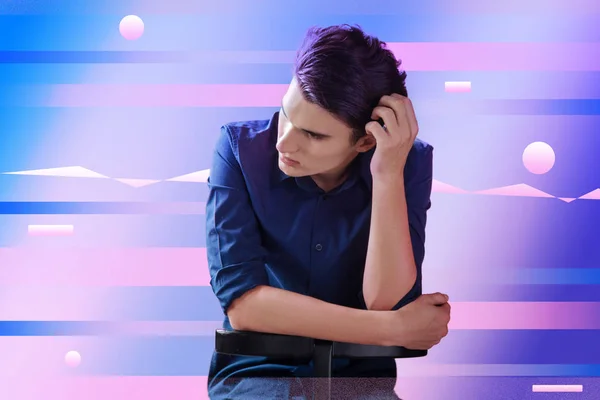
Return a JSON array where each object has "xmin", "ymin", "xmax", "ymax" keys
[{"xmin": 280, "ymin": 102, "xmax": 330, "ymax": 137}]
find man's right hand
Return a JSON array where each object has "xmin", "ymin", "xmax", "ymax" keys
[{"xmin": 383, "ymin": 292, "xmax": 451, "ymax": 350}]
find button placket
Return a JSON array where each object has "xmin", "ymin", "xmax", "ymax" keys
[{"xmin": 313, "ymin": 195, "xmax": 326, "ymax": 253}]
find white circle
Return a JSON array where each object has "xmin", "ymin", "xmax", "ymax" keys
[
  {"xmin": 119, "ymin": 15, "xmax": 145, "ymax": 40},
  {"xmin": 65, "ymin": 350, "xmax": 81, "ymax": 367},
  {"xmin": 522, "ymin": 141, "xmax": 556, "ymax": 175}
]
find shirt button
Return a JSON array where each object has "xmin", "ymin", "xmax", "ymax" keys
[{"xmin": 315, "ymin": 244, "xmax": 323, "ymax": 251}]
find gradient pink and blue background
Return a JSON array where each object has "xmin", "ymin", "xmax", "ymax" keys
[{"xmin": 1, "ymin": 0, "xmax": 600, "ymax": 398}]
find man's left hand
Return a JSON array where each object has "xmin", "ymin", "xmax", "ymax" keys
[{"xmin": 365, "ymin": 93, "xmax": 419, "ymax": 182}]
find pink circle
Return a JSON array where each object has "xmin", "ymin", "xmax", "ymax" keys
[
  {"xmin": 522, "ymin": 141, "xmax": 555, "ymax": 174},
  {"xmin": 65, "ymin": 350, "xmax": 81, "ymax": 367},
  {"xmin": 119, "ymin": 15, "xmax": 144, "ymax": 40}
]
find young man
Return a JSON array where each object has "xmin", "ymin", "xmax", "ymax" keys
[{"xmin": 205, "ymin": 24, "xmax": 451, "ymax": 399}]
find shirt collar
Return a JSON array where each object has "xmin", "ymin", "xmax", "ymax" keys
[
  {"xmin": 274, "ymin": 149, "xmax": 374, "ymax": 194},
  {"xmin": 357, "ymin": 147, "xmax": 374, "ymax": 191},
  {"xmin": 270, "ymin": 112, "xmax": 374, "ymax": 192}
]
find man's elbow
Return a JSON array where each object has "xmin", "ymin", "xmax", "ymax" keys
[
  {"xmin": 364, "ymin": 273, "xmax": 418, "ymax": 311},
  {"xmin": 227, "ymin": 304, "xmax": 247, "ymax": 330},
  {"xmin": 365, "ymin": 296, "xmax": 404, "ymax": 311},
  {"xmin": 365, "ymin": 299, "xmax": 395, "ymax": 311},
  {"xmin": 226, "ymin": 285, "xmax": 266, "ymax": 330}
]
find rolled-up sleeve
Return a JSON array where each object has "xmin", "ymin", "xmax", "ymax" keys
[{"xmin": 205, "ymin": 125, "xmax": 271, "ymax": 315}]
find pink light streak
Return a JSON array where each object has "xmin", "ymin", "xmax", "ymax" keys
[
  {"xmin": 444, "ymin": 81, "xmax": 472, "ymax": 93},
  {"xmin": 449, "ymin": 302, "xmax": 599, "ymax": 330},
  {"xmin": 0, "ymin": 377, "xmax": 209, "ymax": 400},
  {"xmin": 387, "ymin": 42, "xmax": 600, "ymax": 71},
  {"xmin": 0, "ymin": 248, "xmax": 208, "ymax": 286},
  {"xmin": 28, "ymin": 225, "xmax": 74, "ymax": 236},
  {"xmin": 532, "ymin": 384, "xmax": 583, "ymax": 392}
]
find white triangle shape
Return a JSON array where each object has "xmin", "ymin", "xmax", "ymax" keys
[
  {"xmin": 558, "ymin": 197, "xmax": 576, "ymax": 203},
  {"xmin": 432, "ymin": 179, "xmax": 468, "ymax": 194},
  {"xmin": 114, "ymin": 178, "xmax": 162, "ymax": 188},
  {"xmin": 475, "ymin": 183, "xmax": 554, "ymax": 198},
  {"xmin": 579, "ymin": 188, "xmax": 600, "ymax": 200},
  {"xmin": 3, "ymin": 166, "xmax": 109, "ymax": 179},
  {"xmin": 166, "ymin": 169, "xmax": 210, "ymax": 183}
]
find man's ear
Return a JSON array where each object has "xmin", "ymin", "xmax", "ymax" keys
[{"xmin": 355, "ymin": 133, "xmax": 377, "ymax": 152}]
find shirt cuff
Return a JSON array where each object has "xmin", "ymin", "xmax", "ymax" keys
[{"xmin": 212, "ymin": 261, "xmax": 271, "ymax": 315}]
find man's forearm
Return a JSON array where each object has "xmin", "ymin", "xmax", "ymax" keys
[
  {"xmin": 363, "ymin": 178, "xmax": 417, "ymax": 310},
  {"xmin": 227, "ymin": 285, "xmax": 390, "ymax": 345}
]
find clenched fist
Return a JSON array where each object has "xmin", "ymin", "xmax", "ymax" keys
[{"xmin": 381, "ymin": 292, "xmax": 451, "ymax": 350}]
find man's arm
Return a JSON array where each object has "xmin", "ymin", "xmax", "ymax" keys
[
  {"xmin": 207, "ymin": 125, "xmax": 391, "ymax": 346},
  {"xmin": 228, "ymin": 285, "xmax": 390, "ymax": 346},
  {"xmin": 362, "ymin": 144, "xmax": 433, "ymax": 310}
]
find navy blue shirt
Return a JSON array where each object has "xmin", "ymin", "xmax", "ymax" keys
[{"xmin": 205, "ymin": 112, "xmax": 433, "ymax": 398}]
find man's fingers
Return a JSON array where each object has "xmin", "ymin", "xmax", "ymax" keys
[
  {"xmin": 365, "ymin": 120, "xmax": 388, "ymax": 143},
  {"xmin": 424, "ymin": 292, "xmax": 449, "ymax": 305},
  {"xmin": 371, "ymin": 106, "xmax": 395, "ymax": 133},
  {"xmin": 391, "ymin": 93, "xmax": 419, "ymax": 138},
  {"xmin": 377, "ymin": 95, "xmax": 405, "ymax": 126}
]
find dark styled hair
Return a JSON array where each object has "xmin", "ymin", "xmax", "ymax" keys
[{"xmin": 293, "ymin": 24, "xmax": 408, "ymax": 143}]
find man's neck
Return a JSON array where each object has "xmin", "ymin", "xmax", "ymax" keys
[
  {"xmin": 311, "ymin": 158, "xmax": 359, "ymax": 193},
  {"xmin": 311, "ymin": 172, "xmax": 348, "ymax": 193}
]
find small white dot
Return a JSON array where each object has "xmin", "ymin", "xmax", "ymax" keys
[{"xmin": 65, "ymin": 350, "xmax": 81, "ymax": 367}]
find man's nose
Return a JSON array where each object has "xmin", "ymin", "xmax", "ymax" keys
[{"xmin": 276, "ymin": 128, "xmax": 299, "ymax": 154}]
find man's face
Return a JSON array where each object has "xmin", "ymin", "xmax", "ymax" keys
[{"xmin": 276, "ymin": 78, "xmax": 375, "ymax": 187}]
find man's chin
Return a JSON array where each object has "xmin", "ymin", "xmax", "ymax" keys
[{"xmin": 279, "ymin": 163, "xmax": 305, "ymax": 177}]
